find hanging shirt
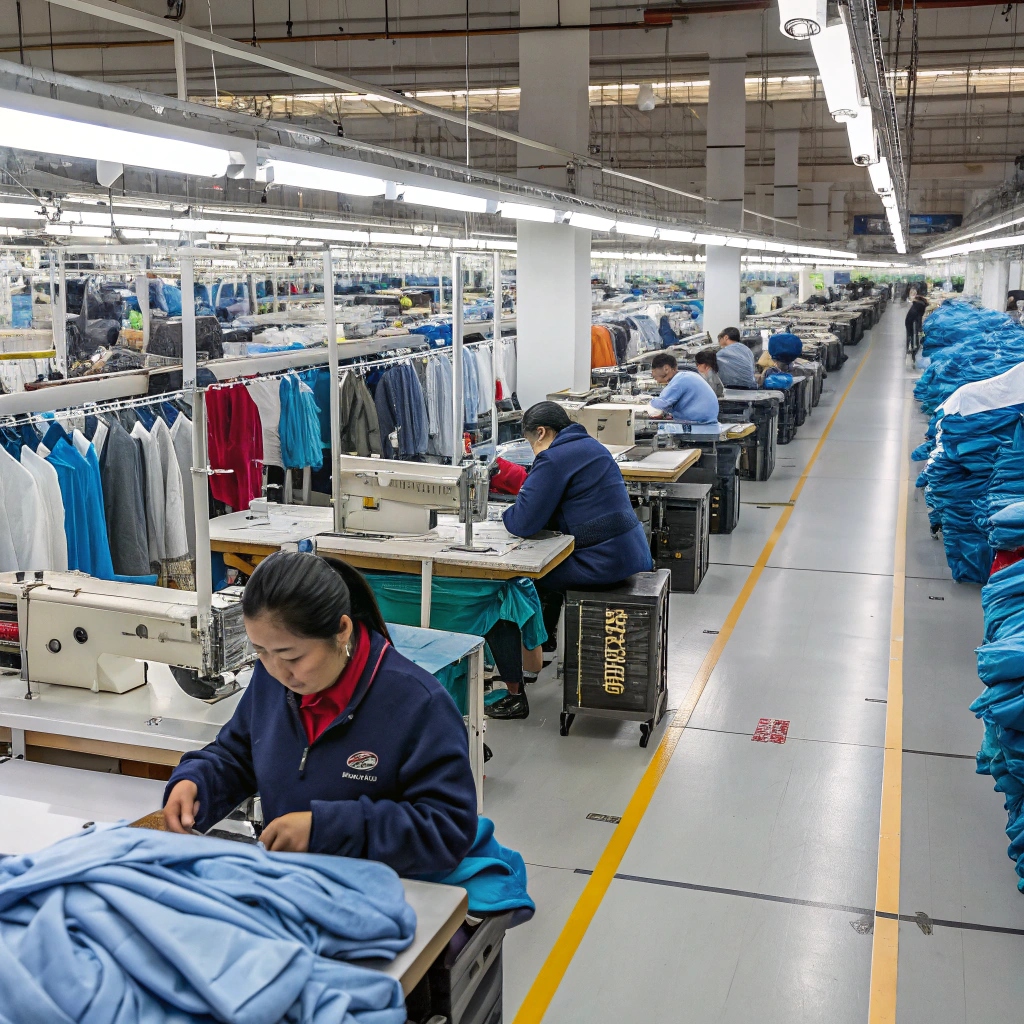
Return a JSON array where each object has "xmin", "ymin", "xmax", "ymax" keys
[
  {"xmin": 475, "ymin": 348, "xmax": 494, "ymax": 417},
  {"xmin": 297, "ymin": 623, "xmax": 371, "ymax": 745},
  {"xmin": 206, "ymin": 384, "xmax": 264, "ymax": 512},
  {"xmin": 132, "ymin": 420, "xmax": 188, "ymax": 566},
  {"xmin": 649, "ymin": 369, "xmax": 720, "ymax": 424},
  {"xmin": 278, "ymin": 374, "xmax": 324, "ymax": 470},
  {"xmin": 20, "ymin": 445, "xmax": 68, "ymax": 571},
  {"xmin": 100, "ymin": 418, "xmax": 151, "ymax": 578},
  {"xmin": 462, "ymin": 350, "xmax": 479, "ymax": 429},
  {"xmin": 426, "ymin": 356, "xmax": 454, "ymax": 458},
  {"xmin": 0, "ymin": 444, "xmax": 47, "ymax": 571},
  {"xmin": 245, "ymin": 377, "xmax": 284, "ymax": 468},
  {"xmin": 170, "ymin": 414, "xmax": 195, "ymax": 559}
]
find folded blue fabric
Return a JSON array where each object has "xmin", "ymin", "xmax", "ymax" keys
[
  {"xmin": 0, "ymin": 825, "xmax": 413, "ymax": 1024},
  {"xmin": 424, "ymin": 817, "xmax": 535, "ymax": 926},
  {"xmin": 763, "ymin": 372, "xmax": 793, "ymax": 390}
]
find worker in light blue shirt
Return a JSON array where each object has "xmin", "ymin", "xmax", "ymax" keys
[{"xmin": 647, "ymin": 352, "xmax": 720, "ymax": 423}]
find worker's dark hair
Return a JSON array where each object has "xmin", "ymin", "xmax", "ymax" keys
[
  {"xmin": 242, "ymin": 551, "xmax": 390, "ymax": 641},
  {"xmin": 717, "ymin": 326, "xmax": 741, "ymax": 343},
  {"xmin": 650, "ymin": 352, "xmax": 678, "ymax": 371},
  {"xmin": 522, "ymin": 401, "xmax": 572, "ymax": 436},
  {"xmin": 695, "ymin": 348, "xmax": 719, "ymax": 372}
]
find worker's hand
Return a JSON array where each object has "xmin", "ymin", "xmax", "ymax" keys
[
  {"xmin": 260, "ymin": 811, "xmax": 313, "ymax": 853},
  {"xmin": 163, "ymin": 780, "xmax": 200, "ymax": 833}
]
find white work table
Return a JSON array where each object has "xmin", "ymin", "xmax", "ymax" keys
[{"xmin": 0, "ymin": 758, "xmax": 467, "ymax": 996}]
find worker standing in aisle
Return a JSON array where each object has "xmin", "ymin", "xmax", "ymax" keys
[
  {"xmin": 646, "ymin": 352, "xmax": 720, "ymax": 423},
  {"xmin": 906, "ymin": 293, "xmax": 929, "ymax": 354},
  {"xmin": 714, "ymin": 326, "xmax": 758, "ymax": 388},
  {"xmin": 163, "ymin": 551, "xmax": 478, "ymax": 875},
  {"xmin": 492, "ymin": 402, "xmax": 652, "ymax": 721}
]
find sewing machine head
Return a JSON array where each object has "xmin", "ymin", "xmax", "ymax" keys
[
  {"xmin": 0, "ymin": 571, "xmax": 251, "ymax": 701},
  {"xmin": 336, "ymin": 455, "xmax": 489, "ymax": 535}
]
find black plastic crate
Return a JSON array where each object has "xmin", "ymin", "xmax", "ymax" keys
[
  {"xmin": 681, "ymin": 444, "xmax": 742, "ymax": 534},
  {"xmin": 652, "ymin": 483, "xmax": 711, "ymax": 593},
  {"xmin": 561, "ymin": 570, "xmax": 671, "ymax": 747}
]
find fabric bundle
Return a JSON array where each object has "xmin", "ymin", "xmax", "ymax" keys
[{"xmin": 0, "ymin": 825, "xmax": 413, "ymax": 1024}]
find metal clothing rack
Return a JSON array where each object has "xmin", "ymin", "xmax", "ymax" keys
[{"xmin": 0, "ymin": 388, "xmax": 188, "ymax": 430}]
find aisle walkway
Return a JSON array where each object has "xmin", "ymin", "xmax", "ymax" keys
[{"xmin": 486, "ymin": 303, "xmax": 1024, "ymax": 1022}]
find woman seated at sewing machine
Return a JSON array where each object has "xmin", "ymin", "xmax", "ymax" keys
[
  {"xmin": 490, "ymin": 402, "xmax": 652, "ymax": 721},
  {"xmin": 163, "ymin": 551, "xmax": 478, "ymax": 876}
]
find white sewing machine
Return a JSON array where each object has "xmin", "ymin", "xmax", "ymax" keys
[
  {"xmin": 336, "ymin": 456, "xmax": 490, "ymax": 543},
  {"xmin": 0, "ymin": 572, "xmax": 251, "ymax": 701}
]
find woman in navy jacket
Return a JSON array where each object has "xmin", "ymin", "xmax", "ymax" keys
[
  {"xmin": 163, "ymin": 551, "xmax": 478, "ymax": 876},
  {"xmin": 490, "ymin": 402, "xmax": 652, "ymax": 720}
]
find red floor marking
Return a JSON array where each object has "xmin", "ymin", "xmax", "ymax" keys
[{"xmin": 752, "ymin": 718, "xmax": 790, "ymax": 744}]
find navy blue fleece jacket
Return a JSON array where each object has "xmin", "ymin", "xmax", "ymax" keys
[{"xmin": 165, "ymin": 630, "xmax": 478, "ymax": 876}]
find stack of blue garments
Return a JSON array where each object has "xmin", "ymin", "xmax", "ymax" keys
[
  {"xmin": 914, "ymin": 304, "xmax": 1024, "ymax": 415},
  {"xmin": 972, "ymin": 560, "xmax": 1024, "ymax": 892},
  {"xmin": 980, "ymin": 424, "xmax": 1024, "ymax": 548},
  {"xmin": 989, "ymin": 499, "xmax": 1024, "ymax": 554}
]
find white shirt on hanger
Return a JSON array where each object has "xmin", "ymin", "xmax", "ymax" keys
[
  {"xmin": 20, "ymin": 446, "xmax": 68, "ymax": 571},
  {"xmin": 0, "ymin": 445, "xmax": 48, "ymax": 571},
  {"xmin": 170, "ymin": 413, "xmax": 195, "ymax": 559},
  {"xmin": 246, "ymin": 377, "xmax": 284, "ymax": 468},
  {"xmin": 132, "ymin": 419, "xmax": 189, "ymax": 564}
]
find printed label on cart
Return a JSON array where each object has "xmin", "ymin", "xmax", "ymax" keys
[
  {"xmin": 346, "ymin": 751, "xmax": 379, "ymax": 771},
  {"xmin": 603, "ymin": 608, "xmax": 628, "ymax": 695},
  {"xmin": 752, "ymin": 718, "xmax": 790, "ymax": 744}
]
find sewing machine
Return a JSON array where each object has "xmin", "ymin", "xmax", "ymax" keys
[
  {"xmin": 336, "ymin": 456, "xmax": 491, "ymax": 547},
  {"xmin": 0, "ymin": 572, "xmax": 251, "ymax": 701}
]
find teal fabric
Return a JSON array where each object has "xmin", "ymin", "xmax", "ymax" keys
[{"xmin": 365, "ymin": 574, "xmax": 546, "ymax": 714}]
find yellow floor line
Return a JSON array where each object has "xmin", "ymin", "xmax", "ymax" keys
[
  {"xmin": 512, "ymin": 340, "xmax": 877, "ymax": 1024},
  {"xmin": 867, "ymin": 394, "xmax": 911, "ymax": 1023}
]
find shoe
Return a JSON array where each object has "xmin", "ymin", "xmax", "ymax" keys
[
  {"xmin": 523, "ymin": 671, "xmax": 539, "ymax": 684},
  {"xmin": 542, "ymin": 638, "xmax": 558, "ymax": 654},
  {"xmin": 485, "ymin": 687, "xmax": 510, "ymax": 706},
  {"xmin": 486, "ymin": 692, "xmax": 529, "ymax": 720}
]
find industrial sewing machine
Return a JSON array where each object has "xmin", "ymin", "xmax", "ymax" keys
[
  {"xmin": 336, "ymin": 455, "xmax": 491, "ymax": 547},
  {"xmin": 0, "ymin": 572, "xmax": 251, "ymax": 701}
]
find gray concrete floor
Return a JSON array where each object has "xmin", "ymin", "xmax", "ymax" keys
[{"xmin": 485, "ymin": 304, "xmax": 1024, "ymax": 1022}]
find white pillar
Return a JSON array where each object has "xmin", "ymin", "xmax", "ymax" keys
[
  {"xmin": 800, "ymin": 183, "xmax": 831, "ymax": 237},
  {"xmin": 798, "ymin": 267, "xmax": 813, "ymax": 302},
  {"xmin": 702, "ymin": 51, "xmax": 746, "ymax": 340},
  {"xmin": 516, "ymin": 0, "xmax": 591, "ymax": 406},
  {"xmin": 964, "ymin": 259, "xmax": 983, "ymax": 299},
  {"xmin": 1008, "ymin": 260, "xmax": 1023, "ymax": 293},
  {"xmin": 981, "ymin": 259, "xmax": 1010, "ymax": 311},
  {"xmin": 829, "ymin": 189, "xmax": 847, "ymax": 238},
  {"xmin": 773, "ymin": 103, "xmax": 800, "ymax": 225}
]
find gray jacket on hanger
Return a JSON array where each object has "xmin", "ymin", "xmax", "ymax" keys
[{"xmin": 339, "ymin": 372, "xmax": 382, "ymax": 457}]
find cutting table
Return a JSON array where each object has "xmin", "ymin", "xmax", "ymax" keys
[{"xmin": 0, "ymin": 757, "xmax": 467, "ymax": 996}]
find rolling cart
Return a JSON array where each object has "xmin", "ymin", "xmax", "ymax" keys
[{"xmin": 559, "ymin": 570, "xmax": 671, "ymax": 748}]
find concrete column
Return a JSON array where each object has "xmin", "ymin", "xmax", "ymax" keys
[
  {"xmin": 964, "ymin": 260, "xmax": 982, "ymax": 299},
  {"xmin": 516, "ymin": 0, "xmax": 591, "ymax": 406},
  {"xmin": 703, "ymin": 51, "xmax": 747, "ymax": 340},
  {"xmin": 773, "ymin": 103, "xmax": 800, "ymax": 225},
  {"xmin": 829, "ymin": 189, "xmax": 847, "ymax": 238},
  {"xmin": 1008, "ymin": 260, "xmax": 1023, "ymax": 293},
  {"xmin": 800, "ymin": 183, "xmax": 831, "ymax": 237},
  {"xmin": 981, "ymin": 259, "xmax": 1010, "ymax": 311},
  {"xmin": 797, "ymin": 267, "xmax": 813, "ymax": 302}
]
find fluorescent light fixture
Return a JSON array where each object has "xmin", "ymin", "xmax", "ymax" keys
[
  {"xmin": 694, "ymin": 233, "xmax": 728, "ymax": 246},
  {"xmin": 0, "ymin": 202, "xmax": 43, "ymax": 220},
  {"xmin": 724, "ymin": 237, "xmax": 749, "ymax": 248},
  {"xmin": 869, "ymin": 157, "xmax": 894, "ymax": 194},
  {"xmin": 778, "ymin": 0, "xmax": 826, "ymax": 39},
  {"xmin": 369, "ymin": 231, "xmax": 431, "ymax": 246},
  {"xmin": 745, "ymin": 239, "xmax": 767, "ymax": 250},
  {"xmin": 567, "ymin": 212, "xmax": 616, "ymax": 232},
  {"xmin": 616, "ymin": 221, "xmax": 657, "ymax": 237},
  {"xmin": 265, "ymin": 160, "xmax": 387, "ymax": 197},
  {"xmin": 498, "ymin": 202, "xmax": 558, "ymax": 223},
  {"xmin": 845, "ymin": 105, "xmax": 878, "ymax": 165},
  {"xmin": 399, "ymin": 185, "xmax": 489, "ymax": 213},
  {"xmin": 762, "ymin": 241, "xmax": 787, "ymax": 252},
  {"xmin": 658, "ymin": 228, "xmax": 696, "ymax": 243},
  {"xmin": 0, "ymin": 103, "xmax": 233, "ymax": 178},
  {"xmin": 810, "ymin": 12, "xmax": 861, "ymax": 122}
]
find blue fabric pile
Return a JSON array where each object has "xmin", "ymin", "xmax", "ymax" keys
[
  {"xmin": 914, "ymin": 303, "xmax": 1024, "ymax": 414},
  {"xmin": 980, "ymin": 423, "xmax": 1024, "ymax": 549},
  {"xmin": 989, "ymin": 499, "xmax": 1024, "ymax": 553},
  {"xmin": 0, "ymin": 824, "xmax": 414, "ymax": 1023},
  {"xmin": 972, "ymin": 561, "xmax": 1024, "ymax": 892}
]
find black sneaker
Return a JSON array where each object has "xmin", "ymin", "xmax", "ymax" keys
[
  {"xmin": 542, "ymin": 638, "xmax": 558, "ymax": 654},
  {"xmin": 485, "ymin": 692, "xmax": 529, "ymax": 720}
]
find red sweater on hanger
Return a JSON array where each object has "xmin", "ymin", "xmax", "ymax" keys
[{"xmin": 206, "ymin": 384, "xmax": 264, "ymax": 511}]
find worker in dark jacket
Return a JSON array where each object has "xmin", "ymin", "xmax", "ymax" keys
[
  {"xmin": 905, "ymin": 294, "xmax": 928, "ymax": 353},
  {"xmin": 491, "ymin": 402, "xmax": 652, "ymax": 720},
  {"xmin": 164, "ymin": 551, "xmax": 478, "ymax": 876}
]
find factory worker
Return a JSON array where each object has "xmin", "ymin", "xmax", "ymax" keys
[
  {"xmin": 163, "ymin": 551, "xmax": 478, "ymax": 876},
  {"xmin": 694, "ymin": 348, "xmax": 725, "ymax": 397},
  {"xmin": 493, "ymin": 402, "xmax": 652, "ymax": 720},
  {"xmin": 646, "ymin": 352, "xmax": 720, "ymax": 423}
]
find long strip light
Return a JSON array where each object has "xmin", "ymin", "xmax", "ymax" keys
[
  {"xmin": 399, "ymin": 185, "xmax": 489, "ymax": 213},
  {"xmin": 264, "ymin": 160, "xmax": 386, "ymax": 197},
  {"xmin": 924, "ymin": 233, "xmax": 1024, "ymax": 261},
  {"xmin": 498, "ymin": 203, "xmax": 557, "ymax": 223},
  {"xmin": 0, "ymin": 104, "xmax": 234, "ymax": 178},
  {"xmin": 566, "ymin": 212, "xmax": 616, "ymax": 231}
]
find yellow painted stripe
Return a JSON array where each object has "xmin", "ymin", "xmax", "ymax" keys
[
  {"xmin": 867, "ymin": 394, "xmax": 911, "ymax": 1023},
  {"xmin": 512, "ymin": 341, "xmax": 876, "ymax": 1024}
]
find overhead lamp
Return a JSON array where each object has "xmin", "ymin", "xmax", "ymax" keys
[
  {"xmin": 869, "ymin": 157, "xmax": 894, "ymax": 195},
  {"xmin": 0, "ymin": 202, "xmax": 43, "ymax": 220},
  {"xmin": 264, "ymin": 159, "xmax": 387, "ymax": 197},
  {"xmin": 399, "ymin": 185, "xmax": 489, "ymax": 214},
  {"xmin": 810, "ymin": 12, "xmax": 861, "ymax": 121},
  {"xmin": 762, "ymin": 241, "xmax": 787, "ymax": 252},
  {"xmin": 498, "ymin": 202, "xmax": 558, "ymax": 223},
  {"xmin": 369, "ymin": 231, "xmax": 431, "ymax": 246},
  {"xmin": 616, "ymin": 221, "xmax": 657, "ymax": 237},
  {"xmin": 725, "ymin": 237, "xmax": 750, "ymax": 248},
  {"xmin": 778, "ymin": 0, "xmax": 826, "ymax": 39},
  {"xmin": 637, "ymin": 84, "xmax": 657, "ymax": 112},
  {"xmin": 0, "ymin": 103, "xmax": 235, "ymax": 179},
  {"xmin": 845, "ymin": 105, "xmax": 878, "ymax": 166},
  {"xmin": 658, "ymin": 228, "xmax": 696, "ymax": 243},
  {"xmin": 694, "ymin": 233, "xmax": 728, "ymax": 246},
  {"xmin": 567, "ymin": 212, "xmax": 616, "ymax": 232},
  {"xmin": 745, "ymin": 239, "xmax": 767, "ymax": 251}
]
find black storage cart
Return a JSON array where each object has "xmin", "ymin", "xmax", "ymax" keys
[
  {"xmin": 651, "ymin": 483, "xmax": 711, "ymax": 592},
  {"xmin": 719, "ymin": 394, "xmax": 778, "ymax": 482},
  {"xmin": 680, "ymin": 445, "xmax": 740, "ymax": 535},
  {"xmin": 560, "ymin": 570, "xmax": 671, "ymax": 748}
]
